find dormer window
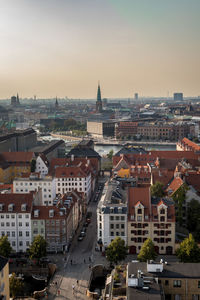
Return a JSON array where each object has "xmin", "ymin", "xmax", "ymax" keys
[
  {"xmin": 34, "ymin": 209, "xmax": 39, "ymax": 217},
  {"xmin": 160, "ymin": 209, "xmax": 165, "ymax": 214},
  {"xmin": 49, "ymin": 209, "xmax": 54, "ymax": 218},
  {"xmin": 21, "ymin": 204, "xmax": 27, "ymax": 212},
  {"xmin": 0, "ymin": 203, "xmax": 4, "ymax": 211},
  {"xmin": 8, "ymin": 204, "xmax": 14, "ymax": 212},
  {"xmin": 138, "ymin": 209, "xmax": 142, "ymax": 214}
]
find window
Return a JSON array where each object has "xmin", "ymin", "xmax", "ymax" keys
[
  {"xmin": 116, "ymin": 224, "xmax": 119, "ymax": 229},
  {"xmin": 137, "ymin": 216, "xmax": 142, "ymax": 221},
  {"xmin": 18, "ymin": 215, "xmax": 22, "ymax": 218},
  {"xmin": 110, "ymin": 231, "xmax": 114, "ymax": 236},
  {"xmin": 19, "ymin": 241, "xmax": 23, "ymax": 246},
  {"xmin": 12, "ymin": 232, "xmax": 15, "ymax": 237},
  {"xmin": 110, "ymin": 216, "xmax": 114, "ymax": 221},
  {"xmin": 160, "ymin": 216, "xmax": 165, "ymax": 222},
  {"xmin": 6, "ymin": 232, "xmax": 10, "ymax": 237},
  {"xmin": 19, "ymin": 231, "xmax": 22, "ymax": 237},
  {"xmin": 138, "ymin": 209, "xmax": 142, "ymax": 214},
  {"xmin": 121, "ymin": 216, "xmax": 125, "ymax": 220},
  {"xmin": 26, "ymin": 241, "xmax": 30, "ymax": 246},
  {"xmin": 165, "ymin": 280, "xmax": 169, "ymax": 285},
  {"xmin": 6, "ymin": 222, "xmax": 10, "ymax": 226},
  {"xmin": 121, "ymin": 224, "xmax": 124, "ymax": 229},
  {"xmin": 26, "ymin": 231, "xmax": 29, "ymax": 237},
  {"xmin": 19, "ymin": 222, "xmax": 22, "ymax": 227},
  {"xmin": 26, "ymin": 222, "xmax": 29, "ymax": 227},
  {"xmin": 12, "ymin": 241, "xmax": 16, "ymax": 246},
  {"xmin": 193, "ymin": 295, "xmax": 200, "ymax": 300},
  {"xmin": 121, "ymin": 232, "xmax": 125, "ymax": 236},
  {"xmin": 1, "ymin": 223, "xmax": 4, "ymax": 227},
  {"xmin": 198, "ymin": 281, "xmax": 200, "ymax": 288},
  {"xmin": 173, "ymin": 280, "xmax": 181, "ymax": 287},
  {"xmin": 25, "ymin": 214, "xmax": 29, "ymax": 219}
]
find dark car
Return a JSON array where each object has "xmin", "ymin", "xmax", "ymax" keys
[
  {"xmin": 78, "ymin": 235, "xmax": 84, "ymax": 241},
  {"xmin": 39, "ymin": 257, "xmax": 50, "ymax": 264}
]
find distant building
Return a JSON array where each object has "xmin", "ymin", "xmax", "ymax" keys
[
  {"xmin": 87, "ymin": 120, "xmax": 116, "ymax": 138},
  {"xmin": 11, "ymin": 93, "xmax": 20, "ymax": 106},
  {"xmin": 55, "ymin": 97, "xmax": 59, "ymax": 109},
  {"xmin": 96, "ymin": 84, "xmax": 103, "ymax": 113},
  {"xmin": 174, "ymin": 93, "xmax": 183, "ymax": 101},
  {"xmin": 134, "ymin": 93, "xmax": 138, "ymax": 100}
]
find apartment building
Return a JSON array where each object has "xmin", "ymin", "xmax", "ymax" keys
[
  {"xmin": 0, "ymin": 256, "xmax": 9, "ymax": 300},
  {"xmin": 0, "ymin": 193, "xmax": 34, "ymax": 252},
  {"xmin": 128, "ymin": 187, "xmax": 175, "ymax": 255},
  {"xmin": 13, "ymin": 173, "xmax": 56, "ymax": 205},
  {"xmin": 97, "ymin": 180, "xmax": 128, "ymax": 250},
  {"xmin": 35, "ymin": 154, "xmax": 49, "ymax": 176},
  {"xmin": 55, "ymin": 166, "xmax": 92, "ymax": 203}
]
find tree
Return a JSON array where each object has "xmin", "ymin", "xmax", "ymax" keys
[
  {"xmin": 29, "ymin": 235, "xmax": 47, "ymax": 260},
  {"xmin": 31, "ymin": 159, "xmax": 36, "ymax": 172},
  {"xmin": 172, "ymin": 184, "xmax": 188, "ymax": 226},
  {"xmin": 107, "ymin": 149, "xmax": 114, "ymax": 160},
  {"xmin": 187, "ymin": 199, "xmax": 200, "ymax": 233},
  {"xmin": 106, "ymin": 237, "xmax": 128, "ymax": 265},
  {"xmin": 150, "ymin": 182, "xmax": 164, "ymax": 197},
  {"xmin": 0, "ymin": 236, "xmax": 12, "ymax": 257},
  {"xmin": 137, "ymin": 238, "xmax": 157, "ymax": 262},
  {"xmin": 176, "ymin": 234, "xmax": 200, "ymax": 262},
  {"xmin": 9, "ymin": 273, "xmax": 24, "ymax": 298}
]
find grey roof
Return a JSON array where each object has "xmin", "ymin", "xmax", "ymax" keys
[
  {"xmin": 67, "ymin": 147, "xmax": 101, "ymax": 158},
  {"xmin": 115, "ymin": 146, "xmax": 147, "ymax": 156},
  {"xmin": 0, "ymin": 256, "xmax": 8, "ymax": 271},
  {"xmin": 102, "ymin": 206, "xmax": 127, "ymax": 214},
  {"xmin": 128, "ymin": 262, "xmax": 200, "ymax": 279}
]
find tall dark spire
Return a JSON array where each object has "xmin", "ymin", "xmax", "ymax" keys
[
  {"xmin": 97, "ymin": 83, "xmax": 101, "ymax": 102},
  {"xmin": 96, "ymin": 82, "xmax": 102, "ymax": 113},
  {"xmin": 55, "ymin": 96, "xmax": 58, "ymax": 109}
]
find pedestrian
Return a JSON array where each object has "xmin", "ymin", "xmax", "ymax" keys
[
  {"xmin": 72, "ymin": 284, "xmax": 75, "ymax": 294},
  {"xmin": 89, "ymin": 256, "xmax": 91, "ymax": 262},
  {"xmin": 77, "ymin": 280, "xmax": 79, "ymax": 286},
  {"xmin": 71, "ymin": 259, "xmax": 72, "ymax": 265}
]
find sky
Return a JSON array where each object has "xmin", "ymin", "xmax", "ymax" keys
[{"xmin": 0, "ymin": 0, "xmax": 200, "ymax": 99}]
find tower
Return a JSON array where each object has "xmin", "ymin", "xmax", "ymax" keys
[
  {"xmin": 16, "ymin": 93, "xmax": 20, "ymax": 105},
  {"xmin": 96, "ymin": 83, "xmax": 102, "ymax": 113},
  {"xmin": 55, "ymin": 97, "xmax": 59, "ymax": 109}
]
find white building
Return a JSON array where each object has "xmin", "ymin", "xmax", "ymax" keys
[
  {"xmin": 0, "ymin": 193, "xmax": 34, "ymax": 252},
  {"xmin": 97, "ymin": 180, "xmax": 128, "ymax": 250},
  {"xmin": 13, "ymin": 173, "xmax": 56, "ymax": 206},
  {"xmin": 35, "ymin": 154, "xmax": 49, "ymax": 176},
  {"xmin": 55, "ymin": 166, "xmax": 92, "ymax": 203}
]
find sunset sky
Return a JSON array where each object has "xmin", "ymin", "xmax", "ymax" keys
[{"xmin": 0, "ymin": 0, "xmax": 200, "ymax": 99}]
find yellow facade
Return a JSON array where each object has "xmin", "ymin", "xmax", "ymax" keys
[
  {"xmin": 117, "ymin": 168, "xmax": 130, "ymax": 178},
  {"xmin": 0, "ymin": 165, "xmax": 31, "ymax": 183},
  {"xmin": 0, "ymin": 261, "xmax": 10, "ymax": 300}
]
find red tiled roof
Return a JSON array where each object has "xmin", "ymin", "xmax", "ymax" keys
[
  {"xmin": 181, "ymin": 138, "xmax": 200, "ymax": 152},
  {"xmin": 55, "ymin": 166, "xmax": 89, "ymax": 178},
  {"xmin": 151, "ymin": 169, "xmax": 174, "ymax": 187},
  {"xmin": 185, "ymin": 174, "xmax": 200, "ymax": 194},
  {"xmin": 32, "ymin": 205, "xmax": 67, "ymax": 220},
  {"xmin": 166, "ymin": 177, "xmax": 184, "ymax": 195},
  {"xmin": 0, "ymin": 184, "xmax": 13, "ymax": 193},
  {"xmin": 128, "ymin": 187, "xmax": 151, "ymax": 217},
  {"xmin": 0, "ymin": 193, "xmax": 33, "ymax": 213}
]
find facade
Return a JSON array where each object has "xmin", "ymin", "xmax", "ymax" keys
[
  {"xmin": 97, "ymin": 180, "xmax": 128, "ymax": 250},
  {"xmin": 35, "ymin": 154, "xmax": 49, "ymax": 176},
  {"xmin": 128, "ymin": 187, "xmax": 175, "ymax": 255},
  {"xmin": 55, "ymin": 166, "xmax": 92, "ymax": 203},
  {"xmin": 0, "ymin": 256, "xmax": 9, "ymax": 300},
  {"xmin": 13, "ymin": 173, "xmax": 56, "ymax": 206},
  {"xmin": 0, "ymin": 193, "xmax": 34, "ymax": 252},
  {"xmin": 115, "ymin": 121, "xmax": 138, "ymax": 138}
]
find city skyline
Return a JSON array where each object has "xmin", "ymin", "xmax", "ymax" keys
[{"xmin": 0, "ymin": 0, "xmax": 200, "ymax": 99}]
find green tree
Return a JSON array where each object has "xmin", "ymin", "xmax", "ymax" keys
[
  {"xmin": 0, "ymin": 236, "xmax": 12, "ymax": 257},
  {"xmin": 31, "ymin": 159, "xmax": 36, "ymax": 172},
  {"xmin": 176, "ymin": 234, "xmax": 200, "ymax": 262},
  {"xmin": 107, "ymin": 149, "xmax": 114, "ymax": 160},
  {"xmin": 137, "ymin": 238, "xmax": 157, "ymax": 262},
  {"xmin": 29, "ymin": 235, "xmax": 47, "ymax": 260},
  {"xmin": 106, "ymin": 237, "xmax": 128, "ymax": 265},
  {"xmin": 9, "ymin": 273, "xmax": 24, "ymax": 298},
  {"xmin": 150, "ymin": 182, "xmax": 164, "ymax": 197},
  {"xmin": 187, "ymin": 199, "xmax": 200, "ymax": 233},
  {"xmin": 172, "ymin": 184, "xmax": 188, "ymax": 226}
]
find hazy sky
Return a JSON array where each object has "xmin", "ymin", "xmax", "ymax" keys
[{"xmin": 0, "ymin": 0, "xmax": 200, "ymax": 99}]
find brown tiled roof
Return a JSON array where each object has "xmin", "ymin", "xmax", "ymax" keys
[
  {"xmin": 1, "ymin": 152, "xmax": 34, "ymax": 162},
  {"xmin": 128, "ymin": 187, "xmax": 151, "ymax": 217},
  {"xmin": 152, "ymin": 169, "xmax": 174, "ymax": 187},
  {"xmin": 55, "ymin": 165, "xmax": 90, "ymax": 178},
  {"xmin": 185, "ymin": 173, "xmax": 200, "ymax": 194},
  {"xmin": 32, "ymin": 205, "xmax": 67, "ymax": 220},
  {"xmin": 181, "ymin": 138, "xmax": 200, "ymax": 152},
  {"xmin": 0, "ymin": 193, "xmax": 33, "ymax": 213}
]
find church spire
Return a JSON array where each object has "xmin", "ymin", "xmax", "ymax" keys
[
  {"xmin": 97, "ymin": 82, "xmax": 101, "ymax": 102},
  {"xmin": 96, "ymin": 82, "xmax": 102, "ymax": 113}
]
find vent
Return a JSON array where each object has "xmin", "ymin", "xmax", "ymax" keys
[
  {"xmin": 8, "ymin": 203, "xmax": 14, "ymax": 212},
  {"xmin": 49, "ymin": 209, "xmax": 54, "ymax": 217},
  {"xmin": 21, "ymin": 204, "xmax": 27, "ymax": 212}
]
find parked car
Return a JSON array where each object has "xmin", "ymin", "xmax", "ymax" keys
[
  {"xmin": 39, "ymin": 257, "xmax": 50, "ymax": 264},
  {"xmin": 78, "ymin": 235, "xmax": 84, "ymax": 241}
]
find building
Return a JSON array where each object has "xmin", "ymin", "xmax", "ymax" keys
[
  {"xmin": 128, "ymin": 261, "xmax": 200, "ymax": 300},
  {"xmin": 0, "ymin": 128, "xmax": 37, "ymax": 152},
  {"xmin": 87, "ymin": 121, "xmax": 116, "ymax": 138},
  {"xmin": 35, "ymin": 154, "xmax": 49, "ymax": 176},
  {"xmin": 177, "ymin": 137, "xmax": 200, "ymax": 152},
  {"xmin": 31, "ymin": 140, "xmax": 65, "ymax": 160},
  {"xmin": 174, "ymin": 93, "xmax": 183, "ymax": 101},
  {"xmin": 97, "ymin": 180, "xmax": 128, "ymax": 250},
  {"xmin": 96, "ymin": 84, "xmax": 103, "ymax": 113},
  {"xmin": 0, "ymin": 152, "xmax": 35, "ymax": 183},
  {"xmin": 10, "ymin": 94, "xmax": 20, "ymax": 106},
  {"xmin": 0, "ymin": 193, "xmax": 35, "ymax": 252},
  {"xmin": 128, "ymin": 187, "xmax": 175, "ymax": 255},
  {"xmin": 0, "ymin": 256, "xmax": 9, "ymax": 300},
  {"xmin": 13, "ymin": 173, "xmax": 56, "ymax": 206},
  {"xmin": 55, "ymin": 164, "xmax": 92, "ymax": 203},
  {"xmin": 115, "ymin": 122, "xmax": 138, "ymax": 139}
]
